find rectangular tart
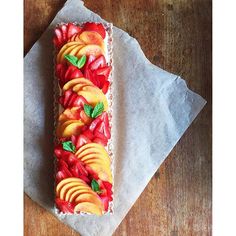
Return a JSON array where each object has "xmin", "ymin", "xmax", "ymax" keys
[{"xmin": 53, "ymin": 22, "xmax": 113, "ymax": 215}]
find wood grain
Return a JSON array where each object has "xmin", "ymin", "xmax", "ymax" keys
[{"xmin": 24, "ymin": 0, "xmax": 212, "ymax": 235}]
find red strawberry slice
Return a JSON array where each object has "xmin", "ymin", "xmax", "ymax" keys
[
  {"xmin": 95, "ymin": 121, "xmax": 111, "ymax": 140},
  {"xmin": 82, "ymin": 129, "xmax": 94, "ymax": 140},
  {"xmin": 67, "ymin": 93, "xmax": 78, "ymax": 108},
  {"xmin": 65, "ymin": 65, "xmax": 83, "ymax": 80},
  {"xmin": 56, "ymin": 171, "xmax": 67, "ymax": 183},
  {"xmin": 89, "ymin": 55, "xmax": 106, "ymax": 70},
  {"xmin": 101, "ymin": 196, "xmax": 109, "ymax": 211},
  {"xmin": 75, "ymin": 160, "xmax": 89, "ymax": 177},
  {"xmin": 96, "ymin": 66, "xmax": 111, "ymax": 79},
  {"xmin": 94, "ymin": 130, "xmax": 108, "ymax": 142},
  {"xmin": 72, "ymin": 95, "xmax": 88, "ymax": 108},
  {"xmin": 58, "ymin": 159, "xmax": 69, "ymax": 170},
  {"xmin": 67, "ymin": 23, "xmax": 81, "ymax": 39},
  {"xmin": 82, "ymin": 22, "xmax": 106, "ymax": 39},
  {"xmin": 55, "ymin": 198, "xmax": 74, "ymax": 213},
  {"xmin": 61, "ymin": 89, "xmax": 73, "ymax": 107},
  {"xmin": 60, "ymin": 24, "xmax": 68, "ymax": 42},
  {"xmin": 74, "ymin": 134, "xmax": 91, "ymax": 149},
  {"xmin": 89, "ymin": 117, "xmax": 102, "ymax": 132},
  {"xmin": 102, "ymin": 81, "xmax": 110, "ymax": 94},
  {"xmin": 93, "ymin": 137, "xmax": 107, "ymax": 146}
]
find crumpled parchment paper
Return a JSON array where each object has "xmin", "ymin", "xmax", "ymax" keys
[{"xmin": 24, "ymin": 0, "xmax": 206, "ymax": 235}]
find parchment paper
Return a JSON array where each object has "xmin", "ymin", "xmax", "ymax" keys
[{"xmin": 24, "ymin": 0, "xmax": 206, "ymax": 235}]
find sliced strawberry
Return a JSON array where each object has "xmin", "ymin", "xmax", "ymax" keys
[
  {"xmin": 101, "ymin": 196, "xmax": 109, "ymax": 211},
  {"xmin": 102, "ymin": 81, "xmax": 110, "ymax": 94},
  {"xmin": 82, "ymin": 22, "xmax": 106, "ymax": 39},
  {"xmin": 67, "ymin": 93, "xmax": 78, "ymax": 108},
  {"xmin": 75, "ymin": 160, "xmax": 89, "ymax": 176},
  {"xmin": 89, "ymin": 55, "xmax": 106, "ymax": 70},
  {"xmin": 69, "ymin": 68, "xmax": 83, "ymax": 79},
  {"xmin": 94, "ymin": 130, "xmax": 108, "ymax": 142},
  {"xmin": 60, "ymin": 24, "xmax": 68, "ymax": 42},
  {"xmin": 72, "ymin": 95, "xmax": 88, "ymax": 108},
  {"xmin": 57, "ymin": 159, "xmax": 69, "ymax": 170},
  {"xmin": 82, "ymin": 129, "xmax": 94, "ymax": 140},
  {"xmin": 65, "ymin": 65, "xmax": 83, "ymax": 80},
  {"xmin": 93, "ymin": 137, "xmax": 107, "ymax": 146},
  {"xmin": 74, "ymin": 134, "xmax": 91, "ymax": 149},
  {"xmin": 55, "ymin": 171, "xmax": 67, "ymax": 183},
  {"xmin": 67, "ymin": 23, "xmax": 81, "ymax": 39},
  {"xmin": 83, "ymin": 54, "xmax": 96, "ymax": 72},
  {"xmin": 96, "ymin": 66, "xmax": 111, "ymax": 79},
  {"xmin": 89, "ymin": 117, "xmax": 102, "ymax": 132},
  {"xmin": 84, "ymin": 68, "xmax": 93, "ymax": 81},
  {"xmin": 61, "ymin": 89, "xmax": 73, "ymax": 107},
  {"xmin": 95, "ymin": 121, "xmax": 111, "ymax": 140},
  {"xmin": 55, "ymin": 198, "xmax": 74, "ymax": 213}
]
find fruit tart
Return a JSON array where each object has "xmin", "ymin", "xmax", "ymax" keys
[{"xmin": 53, "ymin": 22, "xmax": 113, "ymax": 215}]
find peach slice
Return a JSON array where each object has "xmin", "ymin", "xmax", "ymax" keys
[
  {"xmin": 78, "ymin": 86, "xmax": 108, "ymax": 111},
  {"xmin": 58, "ymin": 107, "xmax": 81, "ymax": 123},
  {"xmin": 66, "ymin": 186, "xmax": 97, "ymax": 202},
  {"xmin": 56, "ymin": 120, "xmax": 77, "ymax": 137},
  {"xmin": 59, "ymin": 182, "xmax": 91, "ymax": 200},
  {"xmin": 75, "ymin": 143, "xmax": 108, "ymax": 156},
  {"xmin": 56, "ymin": 178, "xmax": 87, "ymax": 195},
  {"xmin": 72, "ymin": 84, "xmax": 91, "ymax": 93},
  {"xmin": 60, "ymin": 45, "xmax": 84, "ymax": 64},
  {"xmin": 63, "ymin": 78, "xmax": 92, "ymax": 91},
  {"xmin": 74, "ymin": 193, "xmax": 103, "ymax": 210},
  {"xmin": 61, "ymin": 120, "xmax": 84, "ymax": 137},
  {"xmin": 78, "ymin": 147, "xmax": 109, "ymax": 159},
  {"xmin": 69, "ymin": 188, "xmax": 97, "ymax": 203},
  {"xmin": 74, "ymin": 202, "xmax": 102, "ymax": 215},
  {"xmin": 87, "ymin": 163, "xmax": 112, "ymax": 183},
  {"xmin": 58, "ymin": 44, "xmax": 78, "ymax": 63},
  {"xmin": 56, "ymin": 42, "xmax": 82, "ymax": 63},
  {"xmin": 79, "ymin": 31, "xmax": 104, "ymax": 47},
  {"xmin": 80, "ymin": 154, "xmax": 110, "ymax": 167},
  {"xmin": 69, "ymin": 34, "xmax": 85, "ymax": 44},
  {"xmin": 76, "ymin": 44, "xmax": 105, "ymax": 58}
]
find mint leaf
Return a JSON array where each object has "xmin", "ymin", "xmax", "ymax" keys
[
  {"xmin": 91, "ymin": 102, "xmax": 104, "ymax": 118},
  {"xmin": 62, "ymin": 141, "xmax": 76, "ymax": 153},
  {"xmin": 76, "ymin": 55, "xmax": 86, "ymax": 69},
  {"xmin": 64, "ymin": 55, "xmax": 79, "ymax": 67},
  {"xmin": 84, "ymin": 104, "xmax": 93, "ymax": 117},
  {"xmin": 91, "ymin": 179, "xmax": 100, "ymax": 193}
]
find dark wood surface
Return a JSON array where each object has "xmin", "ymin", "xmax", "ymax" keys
[{"xmin": 24, "ymin": 0, "xmax": 212, "ymax": 235}]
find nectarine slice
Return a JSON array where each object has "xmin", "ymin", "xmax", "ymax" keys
[
  {"xmin": 75, "ymin": 143, "xmax": 108, "ymax": 156},
  {"xmin": 88, "ymin": 163, "xmax": 112, "ymax": 183},
  {"xmin": 58, "ymin": 45, "xmax": 78, "ymax": 63},
  {"xmin": 80, "ymin": 154, "xmax": 110, "ymax": 167},
  {"xmin": 63, "ymin": 78, "xmax": 92, "ymax": 91},
  {"xmin": 65, "ymin": 186, "xmax": 96, "ymax": 202},
  {"xmin": 79, "ymin": 31, "xmax": 104, "ymax": 47},
  {"xmin": 74, "ymin": 193, "xmax": 103, "ymax": 210},
  {"xmin": 56, "ymin": 178, "xmax": 87, "ymax": 195},
  {"xmin": 59, "ymin": 182, "xmax": 91, "ymax": 200},
  {"xmin": 56, "ymin": 42, "xmax": 81, "ymax": 63},
  {"xmin": 78, "ymin": 147, "xmax": 109, "ymax": 159},
  {"xmin": 76, "ymin": 44, "xmax": 105, "ymax": 58},
  {"xmin": 72, "ymin": 84, "xmax": 91, "ymax": 93},
  {"xmin": 69, "ymin": 188, "xmax": 97, "ymax": 202},
  {"xmin": 61, "ymin": 121, "xmax": 84, "ymax": 137},
  {"xmin": 74, "ymin": 202, "xmax": 102, "ymax": 215},
  {"xmin": 78, "ymin": 86, "xmax": 108, "ymax": 110},
  {"xmin": 56, "ymin": 120, "xmax": 77, "ymax": 137}
]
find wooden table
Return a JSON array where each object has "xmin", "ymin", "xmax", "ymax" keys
[{"xmin": 24, "ymin": 0, "xmax": 212, "ymax": 235}]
